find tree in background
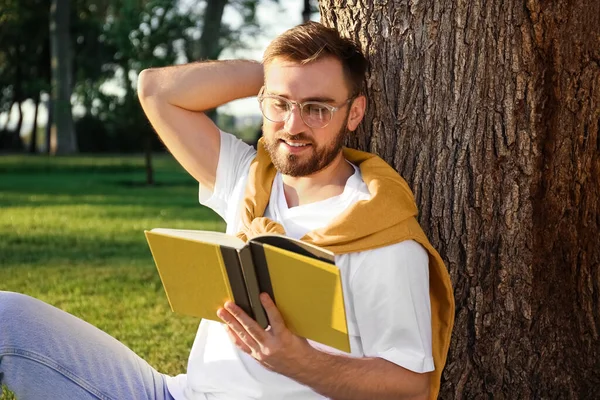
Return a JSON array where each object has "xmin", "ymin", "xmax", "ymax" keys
[
  {"xmin": 49, "ymin": 0, "xmax": 78, "ymax": 154},
  {"xmin": 87, "ymin": 0, "xmax": 274, "ymax": 184},
  {"xmin": 301, "ymin": 0, "xmax": 318, "ymax": 23},
  {"xmin": 0, "ymin": 0, "xmax": 277, "ymax": 160},
  {"xmin": 185, "ymin": 0, "xmax": 268, "ymax": 121},
  {"xmin": 0, "ymin": 0, "xmax": 50, "ymax": 151},
  {"xmin": 320, "ymin": 0, "xmax": 599, "ymax": 397},
  {"xmin": 100, "ymin": 0, "xmax": 196, "ymax": 184}
]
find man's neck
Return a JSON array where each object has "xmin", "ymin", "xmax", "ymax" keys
[{"xmin": 282, "ymin": 152, "xmax": 354, "ymax": 208}]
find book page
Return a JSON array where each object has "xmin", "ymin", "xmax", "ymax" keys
[
  {"xmin": 250, "ymin": 234, "xmax": 335, "ymax": 263},
  {"xmin": 150, "ymin": 228, "xmax": 245, "ymax": 249}
]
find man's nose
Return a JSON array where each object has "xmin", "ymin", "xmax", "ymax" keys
[{"xmin": 284, "ymin": 104, "xmax": 307, "ymax": 135}]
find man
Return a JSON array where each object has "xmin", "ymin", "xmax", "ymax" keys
[{"xmin": 0, "ymin": 22, "xmax": 453, "ymax": 399}]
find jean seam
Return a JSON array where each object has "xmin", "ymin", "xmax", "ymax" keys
[{"xmin": 0, "ymin": 346, "xmax": 115, "ymax": 400}]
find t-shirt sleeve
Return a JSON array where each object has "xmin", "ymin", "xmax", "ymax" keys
[
  {"xmin": 199, "ymin": 130, "xmax": 256, "ymax": 220},
  {"xmin": 351, "ymin": 240, "xmax": 434, "ymax": 373}
]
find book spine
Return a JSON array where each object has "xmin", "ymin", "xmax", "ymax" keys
[
  {"xmin": 238, "ymin": 246, "xmax": 269, "ymax": 329},
  {"xmin": 220, "ymin": 247, "xmax": 253, "ymax": 319},
  {"xmin": 249, "ymin": 242, "xmax": 275, "ymax": 321}
]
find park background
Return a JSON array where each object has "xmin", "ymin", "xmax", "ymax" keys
[
  {"xmin": 1, "ymin": 0, "xmax": 599, "ymax": 399},
  {"xmin": 1, "ymin": 1, "xmax": 317, "ymax": 398}
]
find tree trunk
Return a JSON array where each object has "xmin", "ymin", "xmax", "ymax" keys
[
  {"xmin": 196, "ymin": 0, "xmax": 228, "ymax": 61},
  {"xmin": 320, "ymin": 0, "xmax": 600, "ymax": 398},
  {"xmin": 0, "ymin": 100, "xmax": 14, "ymax": 150},
  {"xmin": 14, "ymin": 101, "xmax": 23, "ymax": 142},
  {"xmin": 194, "ymin": 0, "xmax": 228, "ymax": 123},
  {"xmin": 10, "ymin": 54, "xmax": 24, "ymax": 150},
  {"xmin": 29, "ymin": 92, "xmax": 40, "ymax": 153},
  {"xmin": 121, "ymin": 60, "xmax": 155, "ymax": 186},
  {"xmin": 302, "ymin": 0, "xmax": 312, "ymax": 23},
  {"xmin": 49, "ymin": 0, "xmax": 77, "ymax": 154},
  {"xmin": 144, "ymin": 133, "xmax": 154, "ymax": 186},
  {"xmin": 0, "ymin": 100, "xmax": 11, "ymax": 133},
  {"xmin": 45, "ymin": 97, "xmax": 53, "ymax": 154}
]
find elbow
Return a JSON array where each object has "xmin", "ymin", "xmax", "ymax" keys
[
  {"xmin": 137, "ymin": 68, "xmax": 160, "ymax": 101},
  {"xmin": 415, "ymin": 386, "xmax": 430, "ymax": 400},
  {"xmin": 396, "ymin": 370, "xmax": 430, "ymax": 400},
  {"xmin": 407, "ymin": 374, "xmax": 430, "ymax": 400}
]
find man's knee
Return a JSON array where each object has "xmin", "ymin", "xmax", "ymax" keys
[{"xmin": 0, "ymin": 291, "xmax": 38, "ymax": 330}]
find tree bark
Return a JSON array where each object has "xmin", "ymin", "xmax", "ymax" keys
[
  {"xmin": 320, "ymin": 0, "xmax": 599, "ymax": 398},
  {"xmin": 49, "ymin": 0, "xmax": 77, "ymax": 154}
]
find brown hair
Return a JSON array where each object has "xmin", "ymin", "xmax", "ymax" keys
[{"xmin": 263, "ymin": 21, "xmax": 368, "ymax": 96}]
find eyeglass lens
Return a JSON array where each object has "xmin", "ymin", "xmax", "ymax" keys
[{"xmin": 261, "ymin": 97, "xmax": 332, "ymax": 128}]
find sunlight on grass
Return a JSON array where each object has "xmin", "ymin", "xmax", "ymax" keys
[
  {"xmin": 0, "ymin": 154, "xmax": 226, "ymax": 398},
  {"xmin": 1, "ymin": 386, "xmax": 15, "ymax": 400}
]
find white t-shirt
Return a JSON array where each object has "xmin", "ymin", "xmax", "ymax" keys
[{"xmin": 166, "ymin": 131, "xmax": 434, "ymax": 400}]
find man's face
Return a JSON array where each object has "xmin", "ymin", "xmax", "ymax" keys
[{"xmin": 261, "ymin": 56, "xmax": 362, "ymax": 177}]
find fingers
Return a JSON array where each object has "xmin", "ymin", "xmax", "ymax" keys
[
  {"xmin": 223, "ymin": 324, "xmax": 252, "ymax": 354},
  {"xmin": 218, "ymin": 302, "xmax": 265, "ymax": 345},
  {"xmin": 260, "ymin": 293, "xmax": 286, "ymax": 332}
]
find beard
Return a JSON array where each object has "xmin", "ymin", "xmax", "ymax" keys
[{"xmin": 262, "ymin": 115, "xmax": 350, "ymax": 178}]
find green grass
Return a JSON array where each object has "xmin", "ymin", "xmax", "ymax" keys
[{"xmin": 0, "ymin": 154, "xmax": 226, "ymax": 399}]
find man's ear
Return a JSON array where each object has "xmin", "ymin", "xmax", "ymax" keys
[{"xmin": 346, "ymin": 95, "xmax": 366, "ymax": 132}]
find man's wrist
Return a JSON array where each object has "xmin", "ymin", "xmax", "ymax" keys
[{"xmin": 281, "ymin": 340, "xmax": 330, "ymax": 381}]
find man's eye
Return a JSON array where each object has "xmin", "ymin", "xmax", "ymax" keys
[
  {"xmin": 306, "ymin": 104, "xmax": 328, "ymax": 115},
  {"xmin": 271, "ymin": 100, "xmax": 288, "ymax": 110}
]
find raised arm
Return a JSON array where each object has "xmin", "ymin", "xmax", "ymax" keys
[{"xmin": 137, "ymin": 60, "xmax": 264, "ymax": 190}]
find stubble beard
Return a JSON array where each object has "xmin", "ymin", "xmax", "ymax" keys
[{"xmin": 263, "ymin": 122, "xmax": 349, "ymax": 178}]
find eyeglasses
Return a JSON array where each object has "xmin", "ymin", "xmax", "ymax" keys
[{"xmin": 257, "ymin": 86, "xmax": 354, "ymax": 129}]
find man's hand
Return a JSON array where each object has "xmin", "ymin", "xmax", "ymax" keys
[
  {"xmin": 217, "ymin": 293, "xmax": 312, "ymax": 375},
  {"xmin": 218, "ymin": 293, "xmax": 430, "ymax": 400}
]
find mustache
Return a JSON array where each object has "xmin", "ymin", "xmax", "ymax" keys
[{"xmin": 276, "ymin": 132, "xmax": 313, "ymax": 143}]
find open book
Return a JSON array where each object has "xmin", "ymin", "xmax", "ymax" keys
[{"xmin": 145, "ymin": 228, "xmax": 350, "ymax": 352}]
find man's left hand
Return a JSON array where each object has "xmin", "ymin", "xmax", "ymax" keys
[{"xmin": 217, "ymin": 293, "xmax": 312, "ymax": 375}]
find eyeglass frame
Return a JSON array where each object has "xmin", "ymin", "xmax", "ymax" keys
[{"xmin": 257, "ymin": 86, "xmax": 356, "ymax": 129}]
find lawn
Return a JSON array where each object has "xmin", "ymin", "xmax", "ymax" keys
[{"xmin": 0, "ymin": 154, "xmax": 226, "ymax": 398}]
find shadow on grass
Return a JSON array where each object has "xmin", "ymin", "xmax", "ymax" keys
[
  {"xmin": 0, "ymin": 153, "xmax": 186, "ymax": 175},
  {"xmin": 0, "ymin": 221, "xmax": 226, "ymax": 268},
  {"xmin": 0, "ymin": 232, "xmax": 153, "ymax": 267}
]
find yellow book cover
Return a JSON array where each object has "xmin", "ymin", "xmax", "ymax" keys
[
  {"xmin": 145, "ymin": 228, "xmax": 350, "ymax": 352},
  {"xmin": 144, "ymin": 231, "xmax": 235, "ymax": 322},
  {"xmin": 260, "ymin": 244, "xmax": 349, "ymax": 353}
]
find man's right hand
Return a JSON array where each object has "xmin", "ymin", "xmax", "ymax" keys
[{"xmin": 137, "ymin": 60, "xmax": 264, "ymax": 191}]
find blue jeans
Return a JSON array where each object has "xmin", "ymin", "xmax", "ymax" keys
[{"xmin": 0, "ymin": 291, "xmax": 175, "ymax": 400}]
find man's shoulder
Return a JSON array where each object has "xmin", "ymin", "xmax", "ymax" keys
[
  {"xmin": 353, "ymin": 239, "xmax": 426, "ymax": 257},
  {"xmin": 217, "ymin": 130, "xmax": 257, "ymax": 172},
  {"xmin": 340, "ymin": 240, "xmax": 428, "ymax": 269}
]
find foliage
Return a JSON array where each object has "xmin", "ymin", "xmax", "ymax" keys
[
  {"xmin": 0, "ymin": 0, "xmax": 277, "ymax": 153},
  {"xmin": 0, "ymin": 0, "xmax": 50, "ymax": 110}
]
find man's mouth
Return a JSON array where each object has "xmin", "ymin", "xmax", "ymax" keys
[{"xmin": 279, "ymin": 139, "xmax": 311, "ymax": 148}]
